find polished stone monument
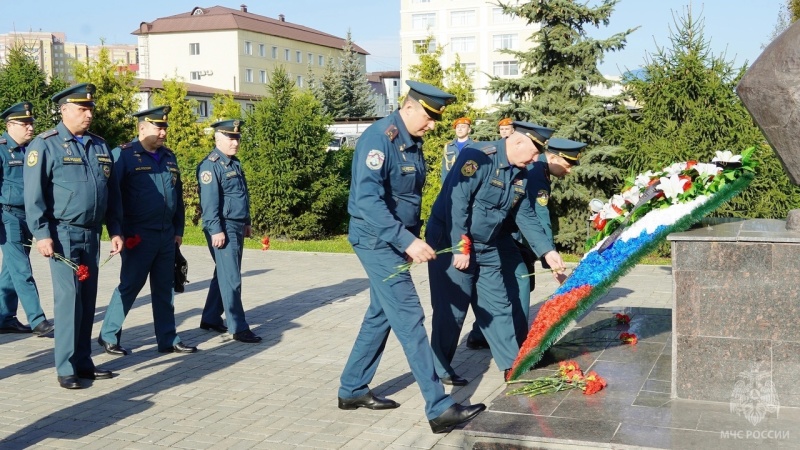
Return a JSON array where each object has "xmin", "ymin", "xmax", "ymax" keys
[{"xmin": 669, "ymin": 19, "xmax": 800, "ymax": 408}]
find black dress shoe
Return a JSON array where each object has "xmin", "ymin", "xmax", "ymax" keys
[
  {"xmin": 200, "ymin": 322, "xmax": 228, "ymax": 333},
  {"xmin": 32, "ymin": 319, "xmax": 54, "ymax": 337},
  {"xmin": 429, "ymin": 403, "xmax": 486, "ymax": 433},
  {"xmin": 466, "ymin": 337, "xmax": 490, "ymax": 350},
  {"xmin": 233, "ymin": 329, "xmax": 262, "ymax": 343},
  {"xmin": 76, "ymin": 369, "xmax": 113, "ymax": 380},
  {"xmin": 338, "ymin": 391, "xmax": 400, "ymax": 410},
  {"xmin": 441, "ymin": 374, "xmax": 469, "ymax": 386},
  {"xmin": 0, "ymin": 318, "xmax": 32, "ymax": 334},
  {"xmin": 159, "ymin": 342, "xmax": 197, "ymax": 354},
  {"xmin": 57, "ymin": 376, "xmax": 82, "ymax": 389},
  {"xmin": 97, "ymin": 337, "xmax": 129, "ymax": 356}
]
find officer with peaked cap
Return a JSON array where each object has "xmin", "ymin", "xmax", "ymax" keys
[
  {"xmin": 427, "ymin": 121, "xmax": 568, "ymax": 385},
  {"xmin": 442, "ymin": 117, "xmax": 474, "ymax": 179},
  {"xmin": 98, "ymin": 105, "xmax": 197, "ymax": 357},
  {"xmin": 196, "ymin": 119, "xmax": 261, "ymax": 344},
  {"xmin": 23, "ymin": 83, "xmax": 123, "ymax": 389},
  {"xmin": 338, "ymin": 80, "xmax": 486, "ymax": 434},
  {"xmin": 0, "ymin": 102, "xmax": 54, "ymax": 337}
]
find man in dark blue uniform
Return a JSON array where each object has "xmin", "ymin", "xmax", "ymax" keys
[
  {"xmin": 338, "ymin": 81, "xmax": 485, "ymax": 434},
  {"xmin": 24, "ymin": 83, "xmax": 123, "ymax": 389},
  {"xmin": 98, "ymin": 106, "xmax": 197, "ymax": 356},
  {"xmin": 427, "ymin": 122, "xmax": 567, "ymax": 385},
  {"xmin": 196, "ymin": 119, "xmax": 260, "ymax": 344},
  {"xmin": 0, "ymin": 102, "xmax": 54, "ymax": 337},
  {"xmin": 441, "ymin": 117, "xmax": 474, "ymax": 179}
]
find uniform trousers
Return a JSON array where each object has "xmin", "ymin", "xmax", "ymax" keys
[
  {"xmin": 0, "ymin": 207, "xmax": 46, "ymax": 328},
  {"xmin": 201, "ymin": 220, "xmax": 250, "ymax": 334}
]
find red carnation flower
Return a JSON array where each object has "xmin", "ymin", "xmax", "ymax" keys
[
  {"xmin": 125, "ymin": 234, "xmax": 142, "ymax": 250},
  {"xmin": 261, "ymin": 236, "xmax": 270, "ymax": 251},
  {"xmin": 76, "ymin": 264, "xmax": 90, "ymax": 282}
]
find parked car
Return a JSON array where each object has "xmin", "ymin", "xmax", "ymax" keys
[{"xmin": 327, "ymin": 134, "xmax": 360, "ymax": 151}]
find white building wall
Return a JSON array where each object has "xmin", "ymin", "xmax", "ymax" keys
[
  {"xmin": 400, "ymin": 0, "xmax": 538, "ymax": 110},
  {"xmin": 139, "ymin": 30, "xmax": 240, "ymax": 92}
]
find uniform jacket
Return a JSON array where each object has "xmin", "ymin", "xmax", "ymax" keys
[
  {"xmin": 347, "ymin": 110, "xmax": 425, "ymax": 251},
  {"xmin": 197, "ymin": 148, "xmax": 251, "ymax": 235},
  {"xmin": 430, "ymin": 139, "xmax": 554, "ymax": 256},
  {"xmin": 442, "ymin": 137, "xmax": 474, "ymax": 179},
  {"xmin": 105, "ymin": 138, "xmax": 184, "ymax": 236},
  {"xmin": 0, "ymin": 132, "xmax": 26, "ymax": 207},
  {"xmin": 23, "ymin": 122, "xmax": 115, "ymax": 239}
]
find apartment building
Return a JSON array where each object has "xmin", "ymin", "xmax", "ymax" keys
[
  {"xmin": 367, "ymin": 70, "xmax": 401, "ymax": 117},
  {"xmin": 0, "ymin": 32, "xmax": 136, "ymax": 83},
  {"xmin": 400, "ymin": 0, "xmax": 538, "ymax": 110},
  {"xmin": 135, "ymin": 5, "xmax": 369, "ymax": 97}
]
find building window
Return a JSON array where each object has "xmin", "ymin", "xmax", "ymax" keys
[
  {"xmin": 257, "ymin": 70, "xmax": 265, "ymax": 83},
  {"xmin": 189, "ymin": 43, "xmax": 200, "ymax": 55},
  {"xmin": 196, "ymin": 100, "xmax": 208, "ymax": 117},
  {"xmin": 296, "ymin": 51, "xmax": 302, "ymax": 63},
  {"xmin": 460, "ymin": 63, "xmax": 477, "ymax": 77},
  {"xmin": 245, "ymin": 68, "xmax": 253, "ymax": 82},
  {"xmin": 493, "ymin": 61, "xmax": 519, "ymax": 76},
  {"xmin": 190, "ymin": 71, "xmax": 202, "ymax": 80},
  {"xmin": 318, "ymin": 55, "xmax": 324, "ymax": 66},
  {"xmin": 450, "ymin": 10, "xmax": 476, "ymax": 26},
  {"xmin": 284, "ymin": 49, "xmax": 290, "ymax": 60},
  {"xmin": 493, "ymin": 7, "xmax": 514, "ymax": 24},
  {"xmin": 244, "ymin": 41, "xmax": 252, "ymax": 55},
  {"xmin": 412, "ymin": 39, "xmax": 436, "ymax": 54},
  {"xmin": 272, "ymin": 46, "xmax": 278, "ymax": 58},
  {"xmin": 450, "ymin": 36, "xmax": 476, "ymax": 53},
  {"xmin": 493, "ymin": 34, "xmax": 518, "ymax": 50},
  {"xmin": 246, "ymin": 103, "xmax": 255, "ymax": 113},
  {"xmin": 296, "ymin": 75, "xmax": 303, "ymax": 87},
  {"xmin": 259, "ymin": 44, "xmax": 266, "ymax": 57},
  {"xmin": 308, "ymin": 52, "xmax": 313, "ymax": 64},
  {"xmin": 411, "ymin": 13, "xmax": 436, "ymax": 30}
]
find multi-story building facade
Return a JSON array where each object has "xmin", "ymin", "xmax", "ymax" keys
[
  {"xmin": 367, "ymin": 70, "xmax": 401, "ymax": 117},
  {"xmin": 135, "ymin": 5, "xmax": 369, "ymax": 97},
  {"xmin": 0, "ymin": 31, "xmax": 137, "ymax": 83},
  {"xmin": 399, "ymin": 0, "xmax": 537, "ymax": 110}
]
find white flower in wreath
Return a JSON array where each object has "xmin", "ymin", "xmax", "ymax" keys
[
  {"xmin": 664, "ymin": 162, "xmax": 687, "ymax": 177},
  {"xmin": 634, "ymin": 171, "xmax": 657, "ymax": 189},
  {"xmin": 694, "ymin": 162, "xmax": 722, "ymax": 179},
  {"xmin": 712, "ymin": 150, "xmax": 742, "ymax": 163},
  {"xmin": 601, "ymin": 201, "xmax": 622, "ymax": 220},
  {"xmin": 659, "ymin": 174, "xmax": 692, "ymax": 204},
  {"xmin": 621, "ymin": 185, "xmax": 641, "ymax": 205},
  {"xmin": 610, "ymin": 194, "xmax": 627, "ymax": 216}
]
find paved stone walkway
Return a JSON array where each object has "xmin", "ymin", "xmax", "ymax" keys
[{"xmin": 0, "ymin": 244, "xmax": 672, "ymax": 449}]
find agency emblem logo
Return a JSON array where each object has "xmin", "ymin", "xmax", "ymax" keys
[{"xmin": 729, "ymin": 363, "xmax": 779, "ymax": 426}]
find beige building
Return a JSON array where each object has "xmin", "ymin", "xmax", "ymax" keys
[
  {"xmin": 400, "ymin": 0, "xmax": 538, "ymax": 110},
  {"xmin": 0, "ymin": 32, "xmax": 137, "ymax": 83},
  {"xmin": 135, "ymin": 5, "xmax": 369, "ymax": 96}
]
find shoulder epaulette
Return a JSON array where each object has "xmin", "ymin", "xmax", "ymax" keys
[
  {"xmin": 0, "ymin": 138, "xmax": 6, "ymax": 145},
  {"xmin": 163, "ymin": 146, "xmax": 175, "ymax": 156},
  {"xmin": 120, "ymin": 142, "xmax": 134, "ymax": 150},
  {"xmin": 480, "ymin": 145, "xmax": 497, "ymax": 155},
  {"xmin": 39, "ymin": 129, "xmax": 58, "ymax": 139},
  {"xmin": 385, "ymin": 124, "xmax": 399, "ymax": 142},
  {"xmin": 208, "ymin": 153, "xmax": 220, "ymax": 162}
]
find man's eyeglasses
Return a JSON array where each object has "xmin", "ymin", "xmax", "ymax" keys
[{"xmin": 8, "ymin": 121, "xmax": 34, "ymax": 128}]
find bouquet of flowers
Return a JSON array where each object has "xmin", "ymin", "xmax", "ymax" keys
[
  {"xmin": 506, "ymin": 360, "xmax": 607, "ymax": 397},
  {"xmin": 383, "ymin": 234, "xmax": 472, "ymax": 281},
  {"xmin": 507, "ymin": 149, "xmax": 757, "ymax": 381}
]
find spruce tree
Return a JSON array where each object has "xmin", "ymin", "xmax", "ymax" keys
[
  {"xmin": 489, "ymin": 0, "xmax": 635, "ymax": 253},
  {"xmin": 242, "ymin": 66, "xmax": 348, "ymax": 238},
  {"xmin": 310, "ymin": 53, "xmax": 345, "ymax": 117},
  {"xmin": 72, "ymin": 46, "xmax": 139, "ymax": 147},
  {"xmin": 614, "ymin": 8, "xmax": 800, "ymax": 221},
  {"xmin": 0, "ymin": 43, "xmax": 67, "ymax": 133},
  {"xmin": 336, "ymin": 30, "xmax": 375, "ymax": 118}
]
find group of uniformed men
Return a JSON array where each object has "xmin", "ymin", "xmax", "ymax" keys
[
  {"xmin": 0, "ymin": 82, "xmax": 259, "ymax": 390},
  {"xmin": 339, "ymin": 80, "xmax": 586, "ymax": 433}
]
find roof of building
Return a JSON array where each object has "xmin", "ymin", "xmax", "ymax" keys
[
  {"xmin": 366, "ymin": 71, "xmax": 400, "ymax": 82},
  {"xmin": 137, "ymin": 78, "xmax": 261, "ymax": 101},
  {"xmin": 133, "ymin": 5, "xmax": 368, "ymax": 55}
]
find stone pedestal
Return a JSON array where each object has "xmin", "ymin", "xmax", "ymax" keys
[{"xmin": 668, "ymin": 219, "xmax": 800, "ymax": 407}]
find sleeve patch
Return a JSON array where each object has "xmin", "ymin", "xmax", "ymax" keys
[
  {"xmin": 27, "ymin": 150, "xmax": 39, "ymax": 167},
  {"xmin": 366, "ymin": 149, "xmax": 385, "ymax": 170},
  {"xmin": 200, "ymin": 170, "xmax": 213, "ymax": 184},
  {"xmin": 460, "ymin": 160, "xmax": 478, "ymax": 177}
]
